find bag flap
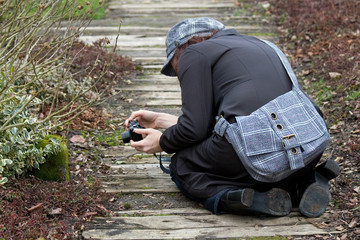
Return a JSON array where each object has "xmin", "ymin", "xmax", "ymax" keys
[{"xmin": 235, "ymin": 90, "xmax": 328, "ymax": 157}]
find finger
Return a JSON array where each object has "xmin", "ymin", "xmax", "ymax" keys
[
  {"xmin": 124, "ymin": 119, "xmax": 130, "ymax": 128},
  {"xmin": 130, "ymin": 140, "xmax": 145, "ymax": 152},
  {"xmin": 129, "ymin": 110, "xmax": 144, "ymax": 120},
  {"xmin": 132, "ymin": 128, "xmax": 151, "ymax": 135}
]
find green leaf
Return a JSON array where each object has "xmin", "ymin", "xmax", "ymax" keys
[
  {"xmin": 49, "ymin": 137, "xmax": 60, "ymax": 145},
  {"xmin": 15, "ymin": 168, "xmax": 23, "ymax": 175},
  {"xmin": 33, "ymin": 161, "xmax": 39, "ymax": 169},
  {"xmin": 0, "ymin": 177, "xmax": 8, "ymax": 185},
  {"xmin": 3, "ymin": 145, "xmax": 10, "ymax": 154},
  {"xmin": 5, "ymin": 159, "xmax": 13, "ymax": 166},
  {"xmin": 22, "ymin": 129, "xmax": 30, "ymax": 140},
  {"xmin": 10, "ymin": 127, "xmax": 18, "ymax": 136},
  {"xmin": 15, "ymin": 136, "xmax": 25, "ymax": 145},
  {"xmin": 3, "ymin": 109, "xmax": 12, "ymax": 115},
  {"xmin": 9, "ymin": 134, "xmax": 16, "ymax": 143},
  {"xmin": 1, "ymin": 159, "xmax": 13, "ymax": 166},
  {"xmin": 28, "ymin": 117, "xmax": 37, "ymax": 124}
]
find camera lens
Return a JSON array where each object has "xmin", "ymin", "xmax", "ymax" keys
[{"xmin": 121, "ymin": 131, "xmax": 131, "ymax": 143}]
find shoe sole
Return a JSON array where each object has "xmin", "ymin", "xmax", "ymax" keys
[
  {"xmin": 299, "ymin": 173, "xmax": 331, "ymax": 218},
  {"xmin": 252, "ymin": 188, "xmax": 292, "ymax": 216},
  {"xmin": 222, "ymin": 188, "xmax": 292, "ymax": 216}
]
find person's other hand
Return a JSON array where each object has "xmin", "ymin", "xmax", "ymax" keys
[{"xmin": 130, "ymin": 128, "xmax": 163, "ymax": 154}]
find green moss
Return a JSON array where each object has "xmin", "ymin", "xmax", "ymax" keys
[
  {"xmin": 123, "ymin": 202, "xmax": 131, "ymax": 209},
  {"xmin": 31, "ymin": 135, "xmax": 69, "ymax": 182}
]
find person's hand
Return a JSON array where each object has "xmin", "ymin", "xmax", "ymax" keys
[
  {"xmin": 125, "ymin": 110, "xmax": 178, "ymax": 130},
  {"xmin": 130, "ymin": 128, "xmax": 163, "ymax": 154},
  {"xmin": 125, "ymin": 110, "xmax": 159, "ymax": 129}
]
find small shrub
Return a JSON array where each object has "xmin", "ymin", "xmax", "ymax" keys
[
  {"xmin": 31, "ymin": 135, "xmax": 69, "ymax": 181},
  {"xmin": 0, "ymin": 95, "xmax": 61, "ymax": 184},
  {"xmin": 0, "ymin": 0, "xmax": 128, "ymax": 184}
]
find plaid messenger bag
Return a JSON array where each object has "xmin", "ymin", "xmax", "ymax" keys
[{"xmin": 214, "ymin": 39, "xmax": 330, "ymax": 183}]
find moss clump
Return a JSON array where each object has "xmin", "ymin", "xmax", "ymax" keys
[{"xmin": 32, "ymin": 135, "xmax": 70, "ymax": 181}]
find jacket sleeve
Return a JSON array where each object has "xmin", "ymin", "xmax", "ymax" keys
[{"xmin": 159, "ymin": 48, "xmax": 215, "ymax": 153}]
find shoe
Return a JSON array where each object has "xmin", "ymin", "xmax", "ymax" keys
[
  {"xmin": 221, "ymin": 188, "xmax": 292, "ymax": 217},
  {"xmin": 299, "ymin": 159, "xmax": 340, "ymax": 218},
  {"xmin": 315, "ymin": 159, "xmax": 340, "ymax": 180}
]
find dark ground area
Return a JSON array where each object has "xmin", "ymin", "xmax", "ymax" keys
[
  {"xmin": 267, "ymin": 1, "xmax": 359, "ymax": 239},
  {"xmin": 1, "ymin": 0, "xmax": 359, "ymax": 239}
]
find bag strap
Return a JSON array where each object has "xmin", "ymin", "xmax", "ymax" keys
[
  {"xmin": 154, "ymin": 153, "xmax": 171, "ymax": 174},
  {"xmin": 213, "ymin": 115, "xmax": 230, "ymax": 137},
  {"xmin": 260, "ymin": 39, "xmax": 299, "ymax": 89}
]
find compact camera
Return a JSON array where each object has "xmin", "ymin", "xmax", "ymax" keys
[{"xmin": 121, "ymin": 119, "xmax": 144, "ymax": 143}]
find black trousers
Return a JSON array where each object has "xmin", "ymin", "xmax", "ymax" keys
[{"xmin": 171, "ymin": 132, "xmax": 322, "ymax": 203}]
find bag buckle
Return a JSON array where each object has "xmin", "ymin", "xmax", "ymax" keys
[
  {"xmin": 215, "ymin": 115, "xmax": 223, "ymax": 124},
  {"xmin": 281, "ymin": 134, "xmax": 296, "ymax": 147}
]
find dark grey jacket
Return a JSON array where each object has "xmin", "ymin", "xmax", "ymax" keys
[
  {"xmin": 160, "ymin": 29, "xmax": 292, "ymax": 153},
  {"xmin": 158, "ymin": 29, "xmax": 321, "ymax": 198}
]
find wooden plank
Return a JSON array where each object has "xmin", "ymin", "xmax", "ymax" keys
[
  {"xmin": 134, "ymin": 74, "xmax": 175, "ymax": 81},
  {"xmin": 101, "ymin": 163, "xmax": 175, "ymax": 193},
  {"xmin": 110, "ymin": 0, "xmax": 236, "ymax": 4},
  {"xmin": 109, "ymin": 3, "xmax": 235, "ymax": 10},
  {"xmin": 83, "ymin": 225, "xmax": 332, "ymax": 240},
  {"xmin": 79, "ymin": 32, "xmax": 275, "ymax": 49},
  {"xmin": 102, "ymin": 178, "xmax": 179, "ymax": 193},
  {"xmin": 113, "ymin": 208, "xmax": 210, "ymax": 216},
  {"xmin": 116, "ymin": 84, "xmax": 180, "ymax": 92},
  {"xmin": 144, "ymin": 99, "xmax": 182, "ymax": 106},
  {"xmin": 83, "ymin": 210, "xmax": 333, "ymax": 239},
  {"xmin": 132, "ymin": 56, "xmax": 166, "ymax": 65},
  {"xmin": 102, "ymin": 146, "xmax": 140, "ymax": 158},
  {"xmin": 117, "ymin": 47, "xmax": 165, "ymax": 58},
  {"xmin": 78, "ymin": 35, "xmax": 165, "ymax": 47},
  {"xmin": 117, "ymin": 47, "xmax": 165, "ymax": 57},
  {"xmin": 105, "ymin": 163, "xmax": 169, "ymax": 172},
  {"xmin": 89, "ymin": 214, "xmax": 317, "ymax": 229},
  {"xmin": 136, "ymin": 92, "xmax": 181, "ymax": 99},
  {"xmin": 102, "ymin": 156, "xmax": 158, "ymax": 165},
  {"xmin": 142, "ymin": 65, "xmax": 162, "ymax": 70}
]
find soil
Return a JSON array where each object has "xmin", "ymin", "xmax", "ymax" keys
[{"xmin": 267, "ymin": 1, "xmax": 360, "ymax": 239}]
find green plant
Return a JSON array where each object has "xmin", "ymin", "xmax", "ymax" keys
[
  {"xmin": 31, "ymin": 135, "xmax": 69, "ymax": 181},
  {"xmin": 346, "ymin": 90, "xmax": 360, "ymax": 100},
  {"xmin": 19, "ymin": 0, "xmax": 107, "ymax": 20},
  {"xmin": 95, "ymin": 129, "xmax": 124, "ymax": 146},
  {"xmin": 0, "ymin": 107, "xmax": 61, "ymax": 184},
  {"xmin": 304, "ymin": 78, "xmax": 333, "ymax": 103},
  {"xmin": 72, "ymin": 0, "xmax": 107, "ymax": 20},
  {"xmin": 0, "ymin": 0, "xmax": 121, "ymax": 184},
  {"xmin": 123, "ymin": 202, "xmax": 131, "ymax": 209}
]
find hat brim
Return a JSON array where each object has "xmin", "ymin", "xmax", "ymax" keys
[{"xmin": 160, "ymin": 50, "xmax": 177, "ymax": 77}]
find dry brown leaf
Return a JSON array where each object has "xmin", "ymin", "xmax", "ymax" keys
[
  {"xmin": 69, "ymin": 135, "xmax": 86, "ymax": 143},
  {"xmin": 49, "ymin": 208, "xmax": 63, "ymax": 215}
]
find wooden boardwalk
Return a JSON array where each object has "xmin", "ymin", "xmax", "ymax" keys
[{"xmin": 81, "ymin": 0, "xmax": 337, "ymax": 239}]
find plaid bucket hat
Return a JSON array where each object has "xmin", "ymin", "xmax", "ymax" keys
[{"xmin": 161, "ymin": 17, "xmax": 225, "ymax": 76}]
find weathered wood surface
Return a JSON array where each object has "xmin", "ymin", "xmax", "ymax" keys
[
  {"xmin": 83, "ymin": 209, "xmax": 335, "ymax": 240},
  {"xmin": 82, "ymin": 0, "xmax": 337, "ymax": 239}
]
